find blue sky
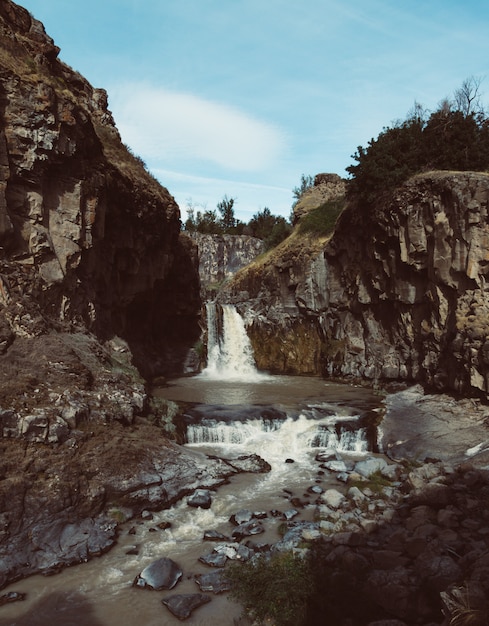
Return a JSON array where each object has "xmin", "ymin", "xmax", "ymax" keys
[{"xmin": 19, "ymin": 0, "xmax": 489, "ymax": 222}]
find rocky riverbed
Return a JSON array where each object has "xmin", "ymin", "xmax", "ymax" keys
[{"xmin": 2, "ymin": 383, "xmax": 488, "ymax": 625}]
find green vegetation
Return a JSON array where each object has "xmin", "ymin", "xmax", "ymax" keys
[
  {"xmin": 226, "ymin": 552, "xmax": 312, "ymax": 626},
  {"xmin": 298, "ymin": 197, "xmax": 345, "ymax": 237},
  {"xmin": 292, "ymin": 174, "xmax": 314, "ymax": 207},
  {"xmin": 184, "ymin": 198, "xmax": 291, "ymax": 249},
  {"xmin": 248, "ymin": 207, "xmax": 292, "ymax": 249},
  {"xmin": 347, "ymin": 77, "xmax": 489, "ymax": 207},
  {"xmin": 348, "ymin": 468, "xmax": 392, "ymax": 494},
  {"xmin": 227, "ymin": 545, "xmax": 382, "ymax": 625}
]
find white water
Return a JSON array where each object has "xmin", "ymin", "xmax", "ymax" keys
[
  {"xmin": 199, "ymin": 302, "xmax": 266, "ymax": 382},
  {"xmin": 0, "ymin": 306, "xmax": 381, "ymax": 626},
  {"xmin": 187, "ymin": 414, "xmax": 369, "ymax": 461}
]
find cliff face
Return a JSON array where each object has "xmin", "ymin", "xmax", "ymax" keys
[
  {"xmin": 225, "ymin": 171, "xmax": 489, "ymax": 398},
  {"xmin": 0, "ymin": 0, "xmax": 200, "ymax": 379},
  {"xmin": 0, "ymin": 1, "xmax": 208, "ymax": 587},
  {"xmin": 188, "ymin": 232, "xmax": 264, "ymax": 294}
]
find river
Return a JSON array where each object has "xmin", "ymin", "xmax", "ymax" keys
[{"xmin": 0, "ymin": 306, "xmax": 382, "ymax": 625}]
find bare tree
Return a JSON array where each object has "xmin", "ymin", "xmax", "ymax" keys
[{"xmin": 454, "ymin": 76, "xmax": 484, "ymax": 116}]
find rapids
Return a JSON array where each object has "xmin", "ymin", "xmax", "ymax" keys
[{"xmin": 0, "ymin": 305, "xmax": 382, "ymax": 626}]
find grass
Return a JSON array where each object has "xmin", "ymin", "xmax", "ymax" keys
[
  {"xmin": 226, "ymin": 552, "xmax": 313, "ymax": 626},
  {"xmin": 348, "ymin": 469, "xmax": 392, "ymax": 494},
  {"xmin": 298, "ymin": 198, "xmax": 345, "ymax": 237}
]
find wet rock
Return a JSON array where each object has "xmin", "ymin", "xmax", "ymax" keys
[
  {"xmin": 230, "ymin": 509, "xmax": 253, "ymax": 525},
  {"xmin": 316, "ymin": 451, "xmax": 336, "ymax": 463},
  {"xmin": 322, "ymin": 459, "xmax": 348, "ymax": 473},
  {"xmin": 199, "ymin": 552, "xmax": 227, "ymax": 568},
  {"xmin": 253, "ymin": 511, "xmax": 267, "ymax": 519},
  {"xmin": 203, "ymin": 530, "xmax": 230, "ymax": 542},
  {"xmin": 232, "ymin": 520, "xmax": 265, "ymax": 540},
  {"xmin": 133, "ymin": 557, "xmax": 183, "ymax": 590},
  {"xmin": 285, "ymin": 458, "xmax": 295, "ymax": 463},
  {"xmin": 308, "ymin": 485, "xmax": 324, "ymax": 494},
  {"xmin": 195, "ymin": 569, "xmax": 231, "ymax": 594},
  {"xmin": 354, "ymin": 457, "xmax": 389, "ymax": 478},
  {"xmin": 0, "ymin": 591, "xmax": 25, "ymax": 606},
  {"xmin": 161, "ymin": 593, "xmax": 211, "ymax": 620},
  {"xmin": 213, "ymin": 543, "xmax": 241, "ymax": 559},
  {"xmin": 224, "ymin": 454, "xmax": 271, "ymax": 473},
  {"xmin": 157, "ymin": 521, "xmax": 172, "ymax": 530},
  {"xmin": 282, "ymin": 509, "xmax": 299, "ymax": 521},
  {"xmin": 187, "ymin": 489, "xmax": 212, "ymax": 509}
]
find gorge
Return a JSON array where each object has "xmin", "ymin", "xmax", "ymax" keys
[{"xmin": 1, "ymin": 1, "xmax": 489, "ymax": 624}]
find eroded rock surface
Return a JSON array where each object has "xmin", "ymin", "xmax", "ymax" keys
[{"xmin": 225, "ymin": 171, "xmax": 489, "ymax": 398}]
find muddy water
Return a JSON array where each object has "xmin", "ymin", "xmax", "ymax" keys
[{"xmin": 0, "ymin": 376, "xmax": 381, "ymax": 626}]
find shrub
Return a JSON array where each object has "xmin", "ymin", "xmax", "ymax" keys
[{"xmin": 226, "ymin": 552, "xmax": 312, "ymax": 626}]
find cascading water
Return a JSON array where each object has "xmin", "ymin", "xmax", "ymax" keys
[
  {"xmin": 0, "ymin": 308, "xmax": 383, "ymax": 626},
  {"xmin": 200, "ymin": 302, "xmax": 265, "ymax": 382}
]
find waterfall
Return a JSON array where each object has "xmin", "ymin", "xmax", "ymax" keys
[
  {"xmin": 186, "ymin": 414, "xmax": 368, "ymax": 454},
  {"xmin": 200, "ymin": 302, "xmax": 265, "ymax": 382}
]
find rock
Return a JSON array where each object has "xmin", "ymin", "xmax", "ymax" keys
[
  {"xmin": 321, "ymin": 489, "xmax": 346, "ymax": 509},
  {"xmin": 232, "ymin": 520, "xmax": 265, "ymax": 540},
  {"xmin": 195, "ymin": 569, "xmax": 231, "ymax": 594},
  {"xmin": 322, "ymin": 459, "xmax": 348, "ymax": 473},
  {"xmin": 161, "ymin": 593, "xmax": 211, "ymax": 620},
  {"xmin": 282, "ymin": 509, "xmax": 299, "ymax": 521},
  {"xmin": 213, "ymin": 543, "xmax": 241, "ymax": 559},
  {"xmin": 198, "ymin": 552, "xmax": 228, "ymax": 568},
  {"xmin": 0, "ymin": 591, "xmax": 26, "ymax": 606},
  {"xmin": 157, "ymin": 521, "xmax": 172, "ymax": 530},
  {"xmin": 354, "ymin": 457, "xmax": 389, "ymax": 478},
  {"xmin": 133, "ymin": 557, "xmax": 183, "ymax": 590},
  {"xmin": 223, "ymin": 454, "xmax": 271, "ymax": 474},
  {"xmin": 203, "ymin": 530, "xmax": 231, "ymax": 542},
  {"xmin": 308, "ymin": 485, "xmax": 324, "ymax": 494},
  {"xmin": 187, "ymin": 489, "xmax": 212, "ymax": 509},
  {"xmin": 230, "ymin": 509, "xmax": 253, "ymax": 525}
]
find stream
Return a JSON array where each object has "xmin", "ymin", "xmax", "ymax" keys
[{"xmin": 0, "ymin": 305, "xmax": 383, "ymax": 625}]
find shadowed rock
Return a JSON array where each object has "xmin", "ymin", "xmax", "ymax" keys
[
  {"xmin": 161, "ymin": 593, "xmax": 211, "ymax": 620},
  {"xmin": 133, "ymin": 557, "xmax": 182, "ymax": 590}
]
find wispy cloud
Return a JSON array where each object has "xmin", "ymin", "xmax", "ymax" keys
[{"xmin": 108, "ymin": 83, "xmax": 288, "ymax": 172}]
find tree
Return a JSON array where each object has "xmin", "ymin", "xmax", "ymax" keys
[
  {"xmin": 217, "ymin": 195, "xmax": 236, "ymax": 231},
  {"xmin": 248, "ymin": 207, "xmax": 291, "ymax": 249},
  {"xmin": 292, "ymin": 174, "xmax": 314, "ymax": 207},
  {"xmin": 454, "ymin": 76, "xmax": 484, "ymax": 117},
  {"xmin": 346, "ymin": 78, "xmax": 489, "ymax": 208}
]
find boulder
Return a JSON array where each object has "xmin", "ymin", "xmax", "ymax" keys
[
  {"xmin": 133, "ymin": 557, "xmax": 183, "ymax": 590},
  {"xmin": 195, "ymin": 569, "xmax": 231, "ymax": 594},
  {"xmin": 161, "ymin": 593, "xmax": 211, "ymax": 620},
  {"xmin": 187, "ymin": 489, "xmax": 212, "ymax": 509}
]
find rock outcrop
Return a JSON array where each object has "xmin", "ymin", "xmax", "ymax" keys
[
  {"xmin": 188, "ymin": 232, "xmax": 264, "ymax": 295},
  {"xmin": 224, "ymin": 171, "xmax": 489, "ymax": 398},
  {"xmin": 0, "ymin": 0, "xmax": 201, "ymax": 380},
  {"xmin": 0, "ymin": 0, "xmax": 205, "ymax": 588}
]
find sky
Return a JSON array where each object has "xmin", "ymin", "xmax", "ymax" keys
[{"xmin": 18, "ymin": 0, "xmax": 489, "ymax": 222}]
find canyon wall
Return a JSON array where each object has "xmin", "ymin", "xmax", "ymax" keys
[
  {"xmin": 224, "ymin": 171, "xmax": 489, "ymax": 398},
  {"xmin": 0, "ymin": 0, "xmax": 201, "ymax": 380},
  {"xmin": 188, "ymin": 232, "xmax": 264, "ymax": 295}
]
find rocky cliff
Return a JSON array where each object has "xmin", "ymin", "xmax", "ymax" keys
[
  {"xmin": 224, "ymin": 171, "xmax": 489, "ymax": 398},
  {"xmin": 0, "ymin": 0, "xmax": 209, "ymax": 587},
  {"xmin": 188, "ymin": 232, "xmax": 264, "ymax": 295},
  {"xmin": 0, "ymin": 0, "xmax": 201, "ymax": 381}
]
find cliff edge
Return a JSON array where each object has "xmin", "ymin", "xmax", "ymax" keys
[{"xmin": 225, "ymin": 171, "xmax": 489, "ymax": 398}]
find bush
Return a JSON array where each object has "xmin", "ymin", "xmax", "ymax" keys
[
  {"xmin": 346, "ymin": 79, "xmax": 489, "ymax": 208},
  {"xmin": 226, "ymin": 552, "xmax": 312, "ymax": 626}
]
